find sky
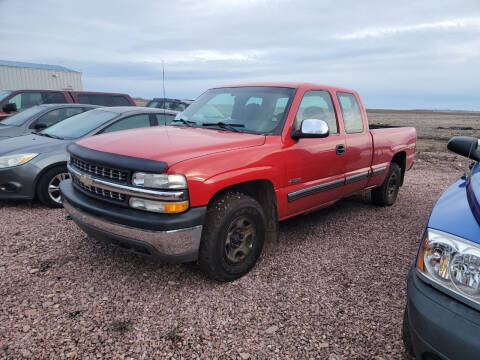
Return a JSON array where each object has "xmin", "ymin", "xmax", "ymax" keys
[{"xmin": 1, "ymin": 0, "xmax": 480, "ymax": 110}]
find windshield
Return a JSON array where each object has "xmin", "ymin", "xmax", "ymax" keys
[
  {"xmin": 0, "ymin": 90, "xmax": 12, "ymax": 103},
  {"xmin": 41, "ymin": 109, "xmax": 117, "ymax": 139},
  {"xmin": 0, "ymin": 105, "xmax": 46, "ymax": 126},
  {"xmin": 173, "ymin": 87, "xmax": 295, "ymax": 134}
]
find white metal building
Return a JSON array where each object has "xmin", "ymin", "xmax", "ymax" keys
[{"xmin": 0, "ymin": 60, "xmax": 82, "ymax": 91}]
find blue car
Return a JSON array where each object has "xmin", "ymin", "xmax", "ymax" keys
[{"xmin": 403, "ymin": 136, "xmax": 480, "ymax": 360}]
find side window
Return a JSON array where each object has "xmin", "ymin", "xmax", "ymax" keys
[
  {"xmin": 32, "ymin": 109, "xmax": 60, "ymax": 128},
  {"xmin": 176, "ymin": 103, "xmax": 187, "ymax": 111},
  {"xmin": 294, "ymin": 90, "xmax": 338, "ymax": 134},
  {"xmin": 102, "ymin": 114, "xmax": 151, "ymax": 133},
  {"xmin": 111, "ymin": 96, "xmax": 130, "ymax": 106},
  {"xmin": 155, "ymin": 113, "xmax": 176, "ymax": 125},
  {"xmin": 337, "ymin": 92, "xmax": 364, "ymax": 134},
  {"xmin": 31, "ymin": 107, "xmax": 84, "ymax": 128},
  {"xmin": 42, "ymin": 92, "xmax": 67, "ymax": 104},
  {"xmin": 8, "ymin": 92, "xmax": 43, "ymax": 111},
  {"xmin": 78, "ymin": 94, "xmax": 110, "ymax": 106}
]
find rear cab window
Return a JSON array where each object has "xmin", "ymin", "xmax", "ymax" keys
[
  {"xmin": 295, "ymin": 90, "xmax": 338, "ymax": 134},
  {"xmin": 337, "ymin": 92, "xmax": 364, "ymax": 133}
]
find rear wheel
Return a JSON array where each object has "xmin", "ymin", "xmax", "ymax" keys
[
  {"xmin": 37, "ymin": 166, "xmax": 70, "ymax": 208},
  {"xmin": 198, "ymin": 192, "xmax": 266, "ymax": 282},
  {"xmin": 372, "ymin": 162, "xmax": 401, "ymax": 206}
]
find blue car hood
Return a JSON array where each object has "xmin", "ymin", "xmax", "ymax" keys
[{"xmin": 428, "ymin": 163, "xmax": 480, "ymax": 244}]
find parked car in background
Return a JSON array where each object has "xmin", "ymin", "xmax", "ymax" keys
[
  {"xmin": 60, "ymin": 82, "xmax": 416, "ymax": 281},
  {"xmin": 0, "ymin": 89, "xmax": 135, "ymax": 120},
  {"xmin": 403, "ymin": 136, "xmax": 480, "ymax": 360},
  {"xmin": 146, "ymin": 98, "xmax": 193, "ymax": 112},
  {"xmin": 0, "ymin": 107, "xmax": 178, "ymax": 207},
  {"xmin": 0, "ymin": 104, "xmax": 98, "ymax": 140}
]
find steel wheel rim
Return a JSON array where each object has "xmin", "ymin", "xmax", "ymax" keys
[
  {"xmin": 224, "ymin": 215, "xmax": 256, "ymax": 264},
  {"xmin": 47, "ymin": 172, "xmax": 70, "ymax": 203},
  {"xmin": 387, "ymin": 172, "xmax": 398, "ymax": 200}
]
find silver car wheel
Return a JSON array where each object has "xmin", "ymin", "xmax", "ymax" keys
[{"xmin": 47, "ymin": 172, "xmax": 70, "ymax": 204}]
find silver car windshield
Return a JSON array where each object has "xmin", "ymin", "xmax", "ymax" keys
[
  {"xmin": 0, "ymin": 106, "xmax": 46, "ymax": 126},
  {"xmin": 41, "ymin": 110, "xmax": 117, "ymax": 140}
]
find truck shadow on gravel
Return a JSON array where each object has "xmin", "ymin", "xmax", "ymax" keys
[{"xmin": 72, "ymin": 192, "xmax": 375, "ymax": 284}]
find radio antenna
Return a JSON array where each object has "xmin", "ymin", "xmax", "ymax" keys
[{"xmin": 162, "ymin": 60, "xmax": 167, "ymax": 124}]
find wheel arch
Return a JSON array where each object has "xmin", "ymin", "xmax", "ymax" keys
[
  {"xmin": 391, "ymin": 151, "xmax": 406, "ymax": 186},
  {"xmin": 207, "ymin": 179, "xmax": 279, "ymax": 243},
  {"xmin": 33, "ymin": 161, "xmax": 68, "ymax": 198}
]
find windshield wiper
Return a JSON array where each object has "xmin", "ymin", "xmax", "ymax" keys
[
  {"xmin": 36, "ymin": 132, "xmax": 63, "ymax": 140},
  {"xmin": 171, "ymin": 118, "xmax": 196, "ymax": 127},
  {"xmin": 202, "ymin": 122, "xmax": 245, "ymax": 133}
]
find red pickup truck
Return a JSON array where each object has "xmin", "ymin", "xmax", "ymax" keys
[
  {"xmin": 60, "ymin": 83, "xmax": 416, "ymax": 281},
  {"xmin": 0, "ymin": 89, "xmax": 135, "ymax": 120}
]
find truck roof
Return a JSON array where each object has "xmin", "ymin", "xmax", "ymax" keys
[{"xmin": 214, "ymin": 82, "xmax": 357, "ymax": 94}]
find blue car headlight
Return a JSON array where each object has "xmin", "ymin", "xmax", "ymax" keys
[{"xmin": 417, "ymin": 228, "xmax": 480, "ymax": 303}]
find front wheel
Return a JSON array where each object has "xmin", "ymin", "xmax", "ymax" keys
[
  {"xmin": 198, "ymin": 192, "xmax": 266, "ymax": 282},
  {"xmin": 372, "ymin": 162, "xmax": 401, "ymax": 206},
  {"xmin": 37, "ymin": 166, "xmax": 70, "ymax": 208}
]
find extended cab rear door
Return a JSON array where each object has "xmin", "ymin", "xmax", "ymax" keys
[
  {"xmin": 336, "ymin": 91, "xmax": 373, "ymax": 194},
  {"xmin": 283, "ymin": 89, "xmax": 347, "ymax": 217}
]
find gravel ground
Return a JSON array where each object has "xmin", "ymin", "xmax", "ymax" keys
[{"xmin": 0, "ymin": 152, "xmax": 467, "ymax": 359}]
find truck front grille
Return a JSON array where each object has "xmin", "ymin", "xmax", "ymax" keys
[
  {"xmin": 71, "ymin": 156, "xmax": 128, "ymax": 183},
  {"xmin": 73, "ymin": 176, "xmax": 125, "ymax": 201}
]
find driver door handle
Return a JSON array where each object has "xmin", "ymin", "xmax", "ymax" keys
[{"xmin": 336, "ymin": 144, "xmax": 346, "ymax": 155}]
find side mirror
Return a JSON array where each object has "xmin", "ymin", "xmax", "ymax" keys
[
  {"xmin": 34, "ymin": 123, "xmax": 47, "ymax": 131},
  {"xmin": 3, "ymin": 103, "xmax": 17, "ymax": 113},
  {"xmin": 447, "ymin": 136, "xmax": 480, "ymax": 161},
  {"xmin": 292, "ymin": 119, "xmax": 329, "ymax": 140}
]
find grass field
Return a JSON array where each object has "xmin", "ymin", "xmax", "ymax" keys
[{"xmin": 367, "ymin": 109, "xmax": 480, "ymax": 152}]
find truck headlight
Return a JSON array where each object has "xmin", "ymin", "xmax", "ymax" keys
[
  {"xmin": 132, "ymin": 172, "xmax": 187, "ymax": 189},
  {"xmin": 0, "ymin": 153, "xmax": 38, "ymax": 169},
  {"xmin": 417, "ymin": 229, "xmax": 480, "ymax": 304},
  {"xmin": 129, "ymin": 197, "xmax": 189, "ymax": 214}
]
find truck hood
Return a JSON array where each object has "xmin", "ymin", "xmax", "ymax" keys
[
  {"xmin": 428, "ymin": 163, "xmax": 480, "ymax": 244},
  {"xmin": 75, "ymin": 126, "xmax": 266, "ymax": 166},
  {"xmin": 0, "ymin": 134, "xmax": 69, "ymax": 156}
]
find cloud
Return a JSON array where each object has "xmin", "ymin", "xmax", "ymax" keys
[
  {"xmin": 335, "ymin": 17, "xmax": 480, "ymax": 40},
  {"xmin": 1, "ymin": 0, "xmax": 480, "ymax": 109}
]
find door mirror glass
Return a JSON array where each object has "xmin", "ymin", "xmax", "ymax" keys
[
  {"xmin": 447, "ymin": 136, "xmax": 480, "ymax": 161},
  {"xmin": 292, "ymin": 119, "xmax": 329, "ymax": 139},
  {"xmin": 3, "ymin": 103, "xmax": 17, "ymax": 113}
]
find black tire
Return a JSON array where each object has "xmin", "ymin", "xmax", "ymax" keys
[
  {"xmin": 372, "ymin": 162, "xmax": 401, "ymax": 206},
  {"xmin": 37, "ymin": 165, "xmax": 70, "ymax": 208},
  {"xmin": 198, "ymin": 192, "xmax": 266, "ymax": 282},
  {"xmin": 402, "ymin": 305, "xmax": 415, "ymax": 359}
]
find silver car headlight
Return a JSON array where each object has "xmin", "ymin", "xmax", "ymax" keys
[
  {"xmin": 417, "ymin": 228, "xmax": 480, "ymax": 304},
  {"xmin": 132, "ymin": 172, "xmax": 187, "ymax": 189},
  {"xmin": 0, "ymin": 153, "xmax": 38, "ymax": 169}
]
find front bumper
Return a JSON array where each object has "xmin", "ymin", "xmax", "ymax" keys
[
  {"xmin": 406, "ymin": 268, "xmax": 480, "ymax": 360},
  {"xmin": 60, "ymin": 179, "xmax": 206, "ymax": 263},
  {"xmin": 0, "ymin": 162, "xmax": 40, "ymax": 200}
]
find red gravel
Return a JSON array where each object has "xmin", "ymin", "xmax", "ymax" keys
[{"xmin": 0, "ymin": 152, "xmax": 466, "ymax": 359}]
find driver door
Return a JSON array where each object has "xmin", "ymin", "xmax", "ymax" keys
[{"xmin": 284, "ymin": 90, "xmax": 346, "ymax": 216}]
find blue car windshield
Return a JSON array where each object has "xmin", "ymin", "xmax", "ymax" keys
[
  {"xmin": 41, "ymin": 109, "xmax": 118, "ymax": 139},
  {"xmin": 0, "ymin": 106, "xmax": 46, "ymax": 126}
]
